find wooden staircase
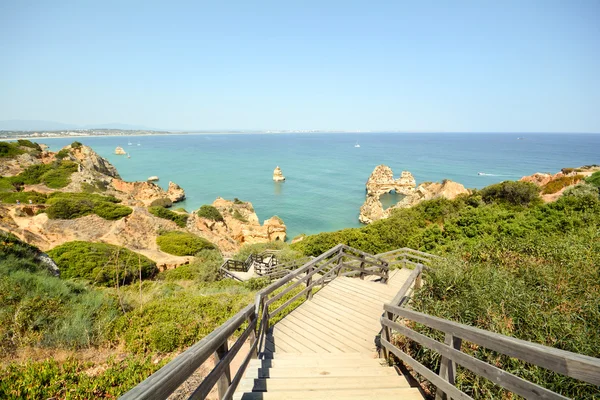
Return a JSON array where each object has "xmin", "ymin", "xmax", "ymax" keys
[
  {"xmin": 234, "ymin": 353, "xmax": 421, "ymax": 399},
  {"xmin": 233, "ymin": 269, "xmax": 422, "ymax": 399}
]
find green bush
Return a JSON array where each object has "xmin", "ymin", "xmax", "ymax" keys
[
  {"xmin": 541, "ymin": 174, "xmax": 584, "ymax": 194},
  {"xmin": 0, "ymin": 356, "xmax": 166, "ymax": 399},
  {"xmin": 71, "ymin": 141, "xmax": 83, "ymax": 149},
  {"xmin": 45, "ymin": 192, "xmax": 130, "ymax": 220},
  {"xmin": 196, "ymin": 205, "xmax": 224, "ymax": 222},
  {"xmin": 9, "ymin": 161, "xmax": 78, "ymax": 189},
  {"xmin": 55, "ymin": 149, "xmax": 70, "ymax": 160},
  {"xmin": 1, "ymin": 234, "xmax": 122, "ymax": 353},
  {"xmin": 0, "ymin": 177, "xmax": 15, "ymax": 192},
  {"xmin": 232, "ymin": 209, "xmax": 248, "ymax": 222},
  {"xmin": 480, "ymin": 180, "xmax": 541, "ymax": 206},
  {"xmin": 156, "ymin": 231, "xmax": 215, "ymax": 256},
  {"xmin": 0, "ymin": 142, "xmax": 24, "ymax": 158},
  {"xmin": 149, "ymin": 197, "xmax": 173, "ymax": 208},
  {"xmin": 47, "ymin": 241, "xmax": 158, "ymax": 287},
  {"xmin": 586, "ymin": 171, "xmax": 600, "ymax": 188},
  {"xmin": 16, "ymin": 139, "xmax": 41, "ymax": 151},
  {"xmin": 0, "ymin": 191, "xmax": 48, "ymax": 204},
  {"xmin": 149, "ymin": 206, "xmax": 188, "ymax": 227}
]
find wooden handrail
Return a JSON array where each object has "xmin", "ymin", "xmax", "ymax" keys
[
  {"xmin": 122, "ymin": 243, "xmax": 420, "ymax": 399},
  {"xmin": 383, "ymin": 305, "xmax": 600, "ymax": 387}
]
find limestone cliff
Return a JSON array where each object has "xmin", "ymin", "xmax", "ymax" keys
[
  {"xmin": 273, "ymin": 166, "xmax": 285, "ymax": 182},
  {"xmin": 359, "ymin": 165, "xmax": 469, "ymax": 224},
  {"xmin": 189, "ymin": 198, "xmax": 287, "ymax": 254},
  {"xmin": 519, "ymin": 165, "xmax": 599, "ymax": 202}
]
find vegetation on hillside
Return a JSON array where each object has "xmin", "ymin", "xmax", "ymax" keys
[
  {"xmin": 148, "ymin": 206, "xmax": 188, "ymax": 227},
  {"xmin": 156, "ymin": 231, "xmax": 215, "ymax": 256},
  {"xmin": 196, "ymin": 204, "xmax": 224, "ymax": 221},
  {"xmin": 47, "ymin": 241, "xmax": 158, "ymax": 287},
  {"xmin": 291, "ymin": 180, "xmax": 600, "ymax": 399},
  {"xmin": 45, "ymin": 192, "xmax": 132, "ymax": 220}
]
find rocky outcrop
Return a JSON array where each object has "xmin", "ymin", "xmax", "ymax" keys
[
  {"xmin": 359, "ymin": 166, "xmax": 417, "ymax": 224},
  {"xmin": 167, "ymin": 181, "xmax": 186, "ymax": 202},
  {"xmin": 70, "ymin": 144, "xmax": 120, "ymax": 178},
  {"xmin": 359, "ymin": 165, "xmax": 470, "ymax": 224},
  {"xmin": 115, "ymin": 146, "xmax": 126, "ymax": 155},
  {"xmin": 111, "ymin": 179, "xmax": 185, "ymax": 207},
  {"xmin": 519, "ymin": 165, "xmax": 599, "ymax": 203},
  {"xmin": 273, "ymin": 166, "xmax": 285, "ymax": 182},
  {"xmin": 189, "ymin": 198, "xmax": 287, "ymax": 254}
]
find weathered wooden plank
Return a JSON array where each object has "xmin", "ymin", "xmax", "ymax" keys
[
  {"xmin": 332, "ymin": 279, "xmax": 395, "ymax": 302},
  {"xmin": 302, "ymin": 297, "xmax": 379, "ymax": 332},
  {"xmin": 276, "ymin": 318, "xmax": 348, "ymax": 353},
  {"xmin": 382, "ymin": 318, "xmax": 569, "ymax": 400},
  {"xmin": 272, "ymin": 327, "xmax": 317, "ymax": 353},
  {"xmin": 381, "ymin": 338, "xmax": 473, "ymax": 400},
  {"xmin": 388, "ymin": 264, "xmax": 423, "ymax": 307},
  {"xmin": 222, "ymin": 333, "xmax": 260, "ymax": 400},
  {"xmin": 275, "ymin": 317, "xmax": 341, "ymax": 353},
  {"xmin": 326, "ymin": 282, "xmax": 390, "ymax": 306},
  {"xmin": 342, "ymin": 244, "xmax": 390, "ymax": 264},
  {"xmin": 311, "ymin": 291, "xmax": 383, "ymax": 324},
  {"xmin": 436, "ymin": 333, "xmax": 462, "ymax": 400},
  {"xmin": 322, "ymin": 285, "xmax": 384, "ymax": 312},
  {"xmin": 286, "ymin": 308, "xmax": 374, "ymax": 352},
  {"xmin": 384, "ymin": 305, "xmax": 600, "ymax": 386},
  {"xmin": 237, "ymin": 375, "xmax": 409, "ymax": 391}
]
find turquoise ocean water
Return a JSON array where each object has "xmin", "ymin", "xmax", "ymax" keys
[{"xmin": 40, "ymin": 133, "xmax": 599, "ymax": 240}]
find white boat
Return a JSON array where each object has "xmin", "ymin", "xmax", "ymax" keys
[
  {"xmin": 478, "ymin": 172, "xmax": 484, "ymax": 175},
  {"xmin": 127, "ymin": 153, "xmax": 131, "ymax": 159},
  {"xmin": 137, "ymin": 142, "xmax": 141, "ymax": 146},
  {"xmin": 128, "ymin": 141, "xmax": 133, "ymax": 145},
  {"xmin": 354, "ymin": 142, "xmax": 360, "ymax": 148}
]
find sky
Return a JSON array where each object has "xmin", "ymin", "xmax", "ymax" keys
[{"xmin": 1, "ymin": 0, "xmax": 599, "ymax": 132}]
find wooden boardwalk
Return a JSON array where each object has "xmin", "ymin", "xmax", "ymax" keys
[{"xmin": 234, "ymin": 269, "xmax": 423, "ymax": 399}]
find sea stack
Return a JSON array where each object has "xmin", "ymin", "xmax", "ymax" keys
[
  {"xmin": 273, "ymin": 166, "xmax": 285, "ymax": 182},
  {"xmin": 115, "ymin": 146, "xmax": 126, "ymax": 155}
]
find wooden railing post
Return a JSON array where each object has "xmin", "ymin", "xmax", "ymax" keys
[
  {"xmin": 214, "ymin": 341, "xmax": 231, "ymax": 400},
  {"xmin": 247, "ymin": 312, "xmax": 258, "ymax": 360},
  {"xmin": 381, "ymin": 312, "xmax": 393, "ymax": 361},
  {"xmin": 305, "ymin": 263, "xmax": 314, "ymax": 300},
  {"xmin": 336, "ymin": 249, "xmax": 344, "ymax": 276},
  {"xmin": 435, "ymin": 333, "xmax": 462, "ymax": 400},
  {"xmin": 359, "ymin": 254, "xmax": 366, "ymax": 280}
]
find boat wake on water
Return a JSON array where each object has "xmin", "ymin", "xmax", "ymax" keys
[{"xmin": 477, "ymin": 172, "xmax": 514, "ymax": 177}]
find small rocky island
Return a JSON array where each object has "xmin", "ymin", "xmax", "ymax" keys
[
  {"xmin": 359, "ymin": 165, "xmax": 469, "ymax": 224},
  {"xmin": 114, "ymin": 146, "xmax": 126, "ymax": 155},
  {"xmin": 273, "ymin": 166, "xmax": 285, "ymax": 182}
]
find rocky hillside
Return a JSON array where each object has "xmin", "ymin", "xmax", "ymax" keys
[
  {"xmin": 0, "ymin": 140, "xmax": 287, "ymax": 268},
  {"xmin": 359, "ymin": 165, "xmax": 469, "ymax": 224}
]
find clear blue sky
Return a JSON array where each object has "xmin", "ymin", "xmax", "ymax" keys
[{"xmin": 1, "ymin": 0, "xmax": 599, "ymax": 132}]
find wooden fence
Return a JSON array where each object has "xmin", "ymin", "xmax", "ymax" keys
[
  {"xmin": 121, "ymin": 244, "xmax": 389, "ymax": 400},
  {"xmin": 379, "ymin": 261, "xmax": 600, "ymax": 400}
]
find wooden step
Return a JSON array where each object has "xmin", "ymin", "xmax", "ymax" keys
[
  {"xmin": 234, "ymin": 387, "xmax": 423, "ymax": 399},
  {"xmin": 248, "ymin": 358, "xmax": 384, "ymax": 368},
  {"xmin": 245, "ymin": 366, "xmax": 399, "ymax": 378},
  {"xmin": 261, "ymin": 352, "xmax": 379, "ymax": 360},
  {"xmin": 237, "ymin": 375, "xmax": 410, "ymax": 392}
]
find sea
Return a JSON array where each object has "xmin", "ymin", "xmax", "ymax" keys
[{"xmin": 37, "ymin": 132, "xmax": 599, "ymax": 240}]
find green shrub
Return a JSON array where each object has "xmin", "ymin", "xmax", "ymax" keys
[
  {"xmin": 586, "ymin": 171, "xmax": 600, "ymax": 188},
  {"xmin": 109, "ymin": 289, "xmax": 250, "ymax": 353},
  {"xmin": 541, "ymin": 174, "xmax": 584, "ymax": 194},
  {"xmin": 563, "ymin": 183, "xmax": 599, "ymax": 198},
  {"xmin": 156, "ymin": 231, "xmax": 215, "ymax": 256},
  {"xmin": 55, "ymin": 149, "xmax": 70, "ymax": 160},
  {"xmin": 16, "ymin": 139, "xmax": 41, "ymax": 151},
  {"xmin": 479, "ymin": 181, "xmax": 541, "ymax": 206},
  {"xmin": 0, "ymin": 356, "xmax": 166, "ymax": 399},
  {"xmin": 0, "ymin": 177, "xmax": 15, "ymax": 192},
  {"xmin": 93, "ymin": 202, "xmax": 133, "ymax": 220},
  {"xmin": 148, "ymin": 206, "xmax": 188, "ymax": 227},
  {"xmin": 232, "ymin": 209, "xmax": 248, "ymax": 222},
  {"xmin": 196, "ymin": 205, "xmax": 223, "ymax": 222},
  {"xmin": 0, "ymin": 191, "xmax": 47, "ymax": 204},
  {"xmin": 149, "ymin": 197, "xmax": 173, "ymax": 208},
  {"xmin": 233, "ymin": 198, "xmax": 244, "ymax": 205},
  {"xmin": 9, "ymin": 161, "xmax": 78, "ymax": 189},
  {"xmin": 0, "ymin": 142, "xmax": 24, "ymax": 158},
  {"xmin": 47, "ymin": 241, "xmax": 158, "ymax": 287},
  {"xmin": 71, "ymin": 141, "xmax": 83, "ymax": 149},
  {"xmin": 561, "ymin": 167, "xmax": 575, "ymax": 174},
  {"xmin": 45, "ymin": 192, "xmax": 130, "ymax": 220},
  {"xmin": 174, "ymin": 207, "xmax": 188, "ymax": 213}
]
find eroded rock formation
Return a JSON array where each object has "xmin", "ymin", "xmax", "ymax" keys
[
  {"xmin": 273, "ymin": 166, "xmax": 285, "ymax": 182},
  {"xmin": 189, "ymin": 198, "xmax": 287, "ymax": 251},
  {"xmin": 167, "ymin": 181, "xmax": 186, "ymax": 202},
  {"xmin": 115, "ymin": 146, "xmax": 126, "ymax": 155},
  {"xmin": 110, "ymin": 179, "xmax": 185, "ymax": 207},
  {"xmin": 359, "ymin": 165, "xmax": 469, "ymax": 224}
]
